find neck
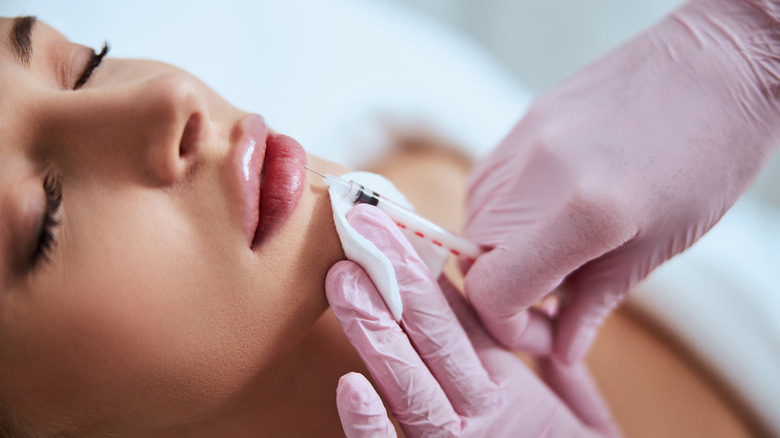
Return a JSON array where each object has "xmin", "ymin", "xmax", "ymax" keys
[{"xmin": 145, "ymin": 311, "xmax": 368, "ymax": 438}]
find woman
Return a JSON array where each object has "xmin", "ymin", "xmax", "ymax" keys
[
  {"xmin": 0, "ymin": 14, "xmax": 355, "ymax": 435},
  {"xmin": 0, "ymin": 14, "xmax": 762, "ymax": 438}
]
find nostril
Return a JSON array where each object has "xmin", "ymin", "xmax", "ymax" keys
[{"xmin": 179, "ymin": 113, "xmax": 202, "ymax": 158}]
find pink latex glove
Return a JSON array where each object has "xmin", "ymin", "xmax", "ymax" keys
[
  {"xmin": 463, "ymin": 0, "xmax": 780, "ymax": 363},
  {"xmin": 329, "ymin": 205, "xmax": 620, "ymax": 438}
]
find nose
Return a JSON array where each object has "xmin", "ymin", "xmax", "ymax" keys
[
  {"xmin": 41, "ymin": 72, "xmax": 210, "ymax": 187},
  {"xmin": 134, "ymin": 74, "xmax": 207, "ymax": 186}
]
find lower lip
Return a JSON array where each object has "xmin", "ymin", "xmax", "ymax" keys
[{"xmin": 252, "ymin": 133, "xmax": 307, "ymax": 248}]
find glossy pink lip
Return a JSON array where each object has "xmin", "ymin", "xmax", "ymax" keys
[
  {"xmin": 252, "ymin": 132, "xmax": 307, "ymax": 248},
  {"xmin": 233, "ymin": 114, "xmax": 268, "ymax": 248},
  {"xmin": 231, "ymin": 114, "xmax": 307, "ymax": 250}
]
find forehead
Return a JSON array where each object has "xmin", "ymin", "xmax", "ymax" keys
[
  {"xmin": 0, "ymin": 16, "xmax": 70, "ymax": 68},
  {"xmin": 0, "ymin": 16, "xmax": 31, "ymax": 62},
  {"xmin": 0, "ymin": 16, "xmax": 13, "ymax": 35},
  {"xmin": 0, "ymin": 18, "xmax": 23, "ymax": 158},
  {"xmin": 0, "ymin": 17, "xmax": 17, "ymax": 68},
  {"xmin": 0, "ymin": 17, "xmax": 61, "ymax": 153},
  {"xmin": 0, "ymin": 18, "xmax": 18, "ymax": 160}
]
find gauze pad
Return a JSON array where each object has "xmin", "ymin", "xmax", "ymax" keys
[{"xmin": 329, "ymin": 171, "xmax": 448, "ymax": 320}]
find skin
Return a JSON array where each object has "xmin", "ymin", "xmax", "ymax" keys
[
  {"xmin": 0, "ymin": 17, "xmax": 346, "ymax": 436},
  {"xmin": 0, "ymin": 16, "xmax": 761, "ymax": 438}
]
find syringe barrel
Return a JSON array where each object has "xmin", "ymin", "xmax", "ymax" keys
[
  {"xmin": 327, "ymin": 176, "xmax": 367, "ymax": 205},
  {"xmin": 353, "ymin": 184, "xmax": 483, "ymax": 261},
  {"xmin": 323, "ymin": 173, "xmax": 483, "ymax": 261}
]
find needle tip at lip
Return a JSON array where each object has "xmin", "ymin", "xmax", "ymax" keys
[
  {"xmin": 303, "ymin": 166, "xmax": 326, "ymax": 178},
  {"xmin": 302, "ymin": 166, "xmax": 315, "ymax": 173},
  {"xmin": 303, "ymin": 166, "xmax": 340, "ymax": 185}
]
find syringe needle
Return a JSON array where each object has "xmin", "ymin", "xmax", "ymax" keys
[
  {"xmin": 303, "ymin": 166, "xmax": 339, "ymax": 184},
  {"xmin": 303, "ymin": 166, "xmax": 327, "ymax": 178}
]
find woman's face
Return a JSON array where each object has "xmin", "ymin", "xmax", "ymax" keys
[{"xmin": 0, "ymin": 17, "xmax": 346, "ymax": 435}]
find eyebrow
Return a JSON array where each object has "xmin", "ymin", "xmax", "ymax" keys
[{"xmin": 10, "ymin": 16, "xmax": 37, "ymax": 66}]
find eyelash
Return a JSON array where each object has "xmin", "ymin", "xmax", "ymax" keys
[
  {"xmin": 33, "ymin": 173, "xmax": 63, "ymax": 266},
  {"xmin": 73, "ymin": 42, "xmax": 110, "ymax": 90},
  {"xmin": 30, "ymin": 44, "xmax": 108, "ymax": 266},
  {"xmin": 28, "ymin": 44, "xmax": 108, "ymax": 266}
]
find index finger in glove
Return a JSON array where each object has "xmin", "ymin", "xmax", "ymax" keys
[
  {"xmin": 537, "ymin": 359, "xmax": 621, "ymax": 437},
  {"xmin": 326, "ymin": 260, "xmax": 460, "ymax": 435},
  {"xmin": 346, "ymin": 204, "xmax": 498, "ymax": 416},
  {"xmin": 337, "ymin": 372, "xmax": 398, "ymax": 438}
]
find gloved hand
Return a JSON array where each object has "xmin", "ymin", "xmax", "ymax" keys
[
  {"xmin": 328, "ymin": 205, "xmax": 620, "ymax": 437},
  {"xmin": 463, "ymin": 0, "xmax": 780, "ymax": 363}
]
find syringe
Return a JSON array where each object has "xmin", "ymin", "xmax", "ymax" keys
[{"xmin": 305, "ymin": 167, "xmax": 483, "ymax": 263}]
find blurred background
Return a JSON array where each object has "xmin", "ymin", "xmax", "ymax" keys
[
  {"xmin": 397, "ymin": 4, "xmax": 779, "ymax": 435},
  {"xmin": 0, "ymin": 0, "xmax": 777, "ymax": 433},
  {"xmin": 395, "ymin": 0, "xmax": 684, "ymax": 93},
  {"xmin": 397, "ymin": 0, "xmax": 780, "ymax": 203}
]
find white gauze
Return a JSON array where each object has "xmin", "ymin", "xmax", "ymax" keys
[{"xmin": 329, "ymin": 171, "xmax": 450, "ymax": 321}]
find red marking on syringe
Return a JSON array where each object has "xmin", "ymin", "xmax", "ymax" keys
[
  {"xmin": 302, "ymin": 166, "xmax": 483, "ymax": 262},
  {"xmin": 394, "ymin": 219, "xmax": 473, "ymax": 261}
]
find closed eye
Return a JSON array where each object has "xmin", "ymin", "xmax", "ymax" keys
[
  {"xmin": 74, "ymin": 42, "xmax": 109, "ymax": 90},
  {"xmin": 32, "ymin": 173, "xmax": 63, "ymax": 267}
]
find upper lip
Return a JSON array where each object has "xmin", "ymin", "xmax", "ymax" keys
[{"xmin": 230, "ymin": 114, "xmax": 269, "ymax": 248}]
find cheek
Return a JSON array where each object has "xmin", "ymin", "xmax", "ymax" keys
[
  {"xmin": 12, "ymin": 190, "xmax": 308, "ymax": 427},
  {"xmin": 7, "ymin": 172, "xmax": 342, "ymax": 430}
]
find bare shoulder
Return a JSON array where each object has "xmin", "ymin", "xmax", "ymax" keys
[{"xmin": 589, "ymin": 304, "xmax": 762, "ymax": 436}]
